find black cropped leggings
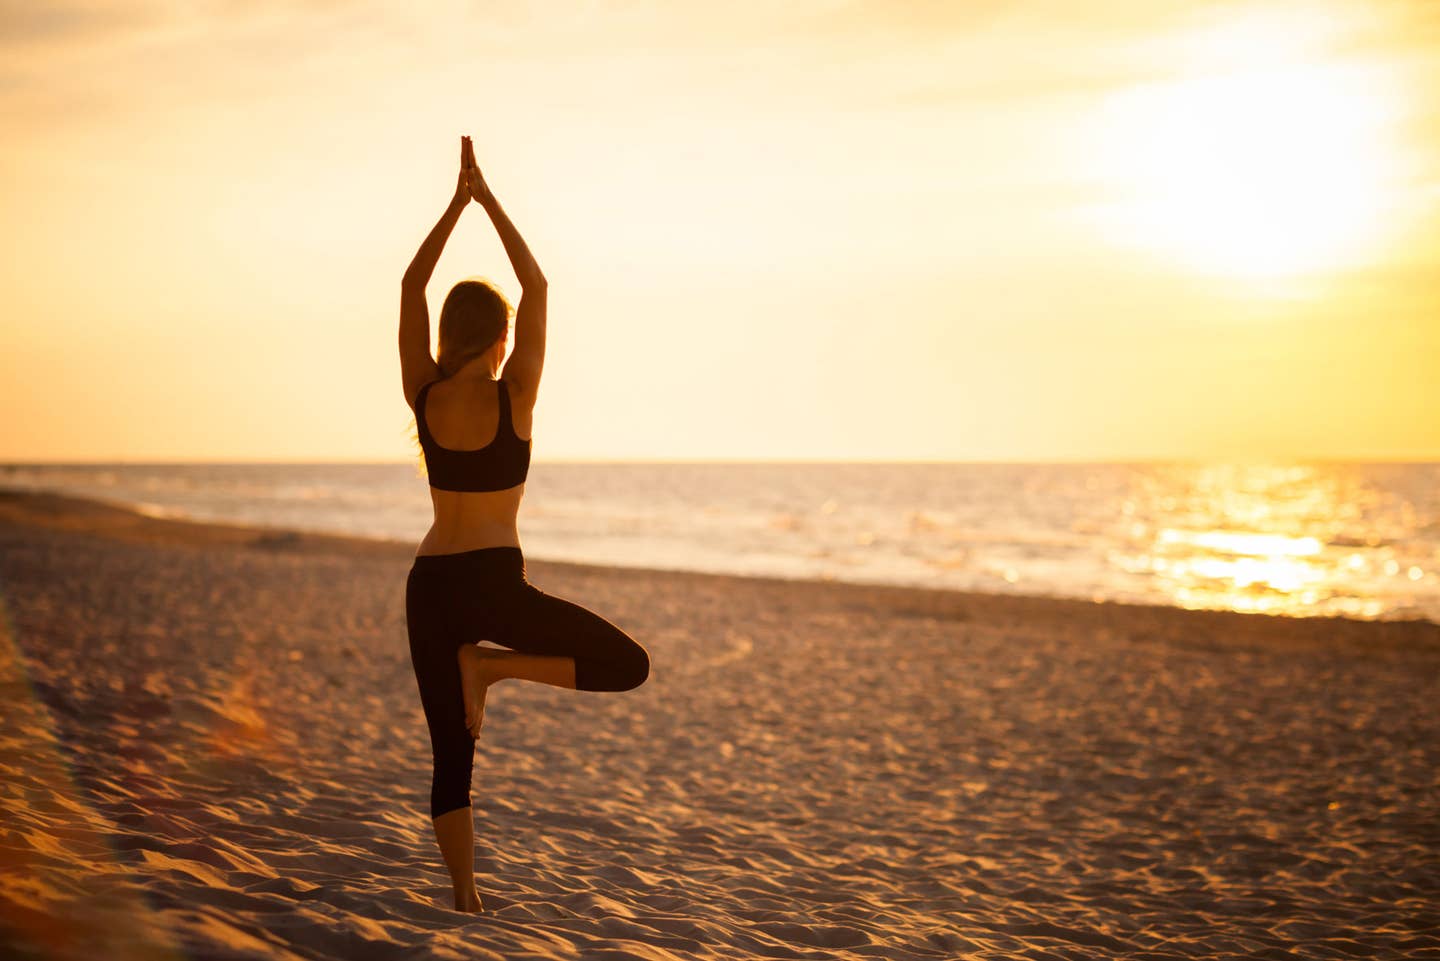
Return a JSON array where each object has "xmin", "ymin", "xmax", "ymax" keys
[{"xmin": 405, "ymin": 546, "xmax": 649, "ymax": 819}]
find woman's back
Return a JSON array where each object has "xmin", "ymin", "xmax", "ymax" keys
[
  {"xmin": 416, "ymin": 373, "xmax": 537, "ymax": 555},
  {"xmin": 420, "ymin": 375, "xmax": 533, "ymax": 462}
]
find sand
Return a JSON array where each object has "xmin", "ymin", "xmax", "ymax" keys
[{"xmin": 1, "ymin": 487, "xmax": 1438, "ymax": 961}]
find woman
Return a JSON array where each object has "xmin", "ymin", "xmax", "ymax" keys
[{"xmin": 400, "ymin": 136, "xmax": 651, "ymax": 913}]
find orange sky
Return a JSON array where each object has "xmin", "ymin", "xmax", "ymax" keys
[{"xmin": 3, "ymin": 0, "xmax": 1438, "ymax": 463}]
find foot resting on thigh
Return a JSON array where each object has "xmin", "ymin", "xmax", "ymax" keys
[{"xmin": 457, "ymin": 643, "xmax": 509, "ymax": 738}]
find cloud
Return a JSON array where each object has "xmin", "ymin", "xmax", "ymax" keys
[
  {"xmin": 0, "ymin": 0, "xmax": 406, "ymax": 128},
  {"xmin": 0, "ymin": 0, "xmax": 163, "ymax": 49}
]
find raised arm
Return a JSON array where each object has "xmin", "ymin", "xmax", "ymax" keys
[
  {"xmin": 404, "ymin": 136, "xmax": 474, "ymax": 289},
  {"xmin": 471, "ymin": 184, "xmax": 546, "ymax": 290},
  {"xmin": 468, "ymin": 147, "xmax": 547, "ymax": 396},
  {"xmin": 402, "ymin": 198, "xmax": 464, "ymax": 290},
  {"xmin": 399, "ymin": 136, "xmax": 475, "ymax": 407}
]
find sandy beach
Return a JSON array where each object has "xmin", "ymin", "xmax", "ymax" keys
[{"xmin": 1, "ymin": 487, "xmax": 1437, "ymax": 960}]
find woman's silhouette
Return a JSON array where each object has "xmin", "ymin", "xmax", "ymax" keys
[{"xmin": 400, "ymin": 136, "xmax": 650, "ymax": 913}]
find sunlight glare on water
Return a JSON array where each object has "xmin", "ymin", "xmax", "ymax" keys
[{"xmin": 1116, "ymin": 464, "xmax": 1409, "ymax": 619}]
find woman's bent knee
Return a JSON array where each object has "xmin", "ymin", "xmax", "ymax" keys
[
  {"xmin": 626, "ymin": 645, "xmax": 651, "ymax": 690},
  {"xmin": 577, "ymin": 643, "xmax": 649, "ymax": 692}
]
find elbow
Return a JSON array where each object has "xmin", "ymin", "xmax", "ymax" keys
[{"xmin": 522, "ymin": 274, "xmax": 547, "ymax": 293}]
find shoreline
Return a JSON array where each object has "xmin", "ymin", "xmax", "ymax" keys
[{"xmin": 2, "ymin": 485, "xmax": 1436, "ymax": 655}]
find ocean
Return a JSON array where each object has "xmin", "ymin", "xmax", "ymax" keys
[{"xmin": 2, "ymin": 461, "xmax": 1437, "ymax": 624}]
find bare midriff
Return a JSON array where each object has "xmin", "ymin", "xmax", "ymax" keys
[{"xmin": 416, "ymin": 485, "xmax": 525, "ymax": 556}]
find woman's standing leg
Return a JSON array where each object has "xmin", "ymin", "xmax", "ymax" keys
[{"xmin": 405, "ymin": 563, "xmax": 483, "ymax": 912}]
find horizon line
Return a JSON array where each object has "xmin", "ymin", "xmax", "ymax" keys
[{"xmin": 5, "ymin": 457, "xmax": 1440, "ymax": 467}]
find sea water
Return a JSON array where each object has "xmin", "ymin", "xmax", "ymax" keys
[{"xmin": 3, "ymin": 461, "xmax": 1436, "ymax": 624}]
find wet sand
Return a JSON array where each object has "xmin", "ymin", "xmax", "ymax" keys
[{"xmin": 1, "ymin": 487, "xmax": 1437, "ymax": 960}]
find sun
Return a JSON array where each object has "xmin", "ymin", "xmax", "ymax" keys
[{"xmin": 1082, "ymin": 8, "xmax": 1406, "ymax": 282}]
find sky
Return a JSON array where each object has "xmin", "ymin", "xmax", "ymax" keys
[{"xmin": 2, "ymin": 0, "xmax": 1438, "ymax": 463}]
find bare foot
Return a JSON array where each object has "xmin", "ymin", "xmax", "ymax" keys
[
  {"xmin": 457, "ymin": 644, "xmax": 507, "ymax": 738},
  {"xmin": 454, "ymin": 887, "xmax": 484, "ymax": 913}
]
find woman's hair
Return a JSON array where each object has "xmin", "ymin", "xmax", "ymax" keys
[
  {"xmin": 436, "ymin": 278, "xmax": 513, "ymax": 378},
  {"xmin": 408, "ymin": 277, "xmax": 514, "ymax": 477}
]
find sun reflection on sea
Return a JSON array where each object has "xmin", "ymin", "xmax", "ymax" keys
[
  {"xmin": 1112, "ymin": 464, "xmax": 1420, "ymax": 619},
  {"xmin": 1154, "ymin": 527, "xmax": 1332, "ymax": 614}
]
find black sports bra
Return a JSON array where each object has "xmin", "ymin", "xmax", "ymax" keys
[{"xmin": 416, "ymin": 378, "xmax": 532, "ymax": 492}]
